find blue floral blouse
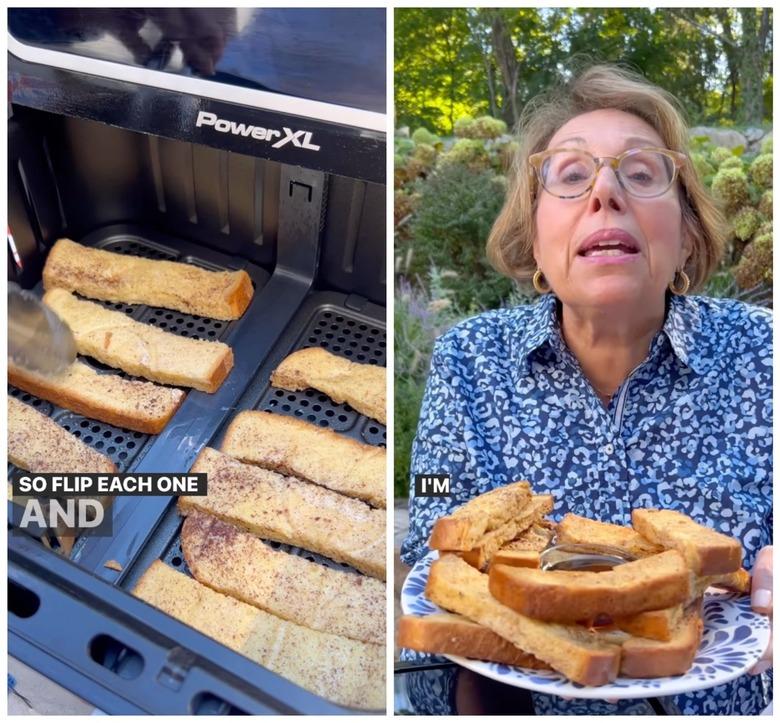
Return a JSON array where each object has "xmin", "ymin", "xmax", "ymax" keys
[{"xmin": 400, "ymin": 292, "xmax": 773, "ymax": 716}]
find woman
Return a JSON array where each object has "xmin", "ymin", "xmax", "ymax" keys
[{"xmin": 400, "ymin": 64, "xmax": 772, "ymax": 715}]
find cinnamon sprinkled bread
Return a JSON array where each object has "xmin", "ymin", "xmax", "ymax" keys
[
  {"xmin": 429, "ymin": 481, "xmax": 532, "ymax": 551},
  {"xmin": 221, "ymin": 411, "xmax": 385, "ymax": 507},
  {"xmin": 44, "ymin": 289, "xmax": 233, "ymax": 393},
  {"xmin": 488, "ymin": 549, "xmax": 692, "ymax": 623},
  {"xmin": 557, "ymin": 513, "xmax": 663, "ymax": 558},
  {"xmin": 632, "ymin": 508, "xmax": 742, "ymax": 575},
  {"xmin": 270, "ymin": 347, "xmax": 386, "ymax": 425},
  {"xmin": 9, "ymin": 360, "xmax": 184, "ymax": 434},
  {"xmin": 180, "ymin": 448, "xmax": 385, "ymax": 580},
  {"xmin": 459, "ymin": 495, "xmax": 554, "ymax": 570},
  {"xmin": 398, "ymin": 613, "xmax": 550, "ymax": 669},
  {"xmin": 426, "ymin": 554, "xmax": 622, "ymax": 686},
  {"xmin": 133, "ymin": 561, "xmax": 384, "ymax": 709},
  {"xmin": 43, "ymin": 238, "xmax": 253, "ymax": 320},
  {"xmin": 8, "ymin": 396, "xmax": 116, "ymax": 474},
  {"xmin": 619, "ymin": 603, "xmax": 704, "ymax": 678},
  {"xmin": 181, "ymin": 513, "xmax": 385, "ymax": 644}
]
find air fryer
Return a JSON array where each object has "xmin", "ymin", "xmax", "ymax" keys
[{"xmin": 7, "ymin": 8, "xmax": 386, "ymax": 715}]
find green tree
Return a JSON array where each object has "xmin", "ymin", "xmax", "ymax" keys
[{"xmin": 395, "ymin": 7, "xmax": 773, "ymax": 132}]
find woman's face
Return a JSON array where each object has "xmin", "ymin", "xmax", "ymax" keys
[{"xmin": 533, "ymin": 108, "xmax": 691, "ymax": 312}]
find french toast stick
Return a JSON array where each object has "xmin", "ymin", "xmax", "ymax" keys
[
  {"xmin": 133, "ymin": 561, "xmax": 384, "ymax": 709},
  {"xmin": 182, "ymin": 513, "xmax": 385, "ymax": 644},
  {"xmin": 270, "ymin": 347, "xmax": 386, "ymax": 425},
  {"xmin": 221, "ymin": 411, "xmax": 385, "ymax": 508},
  {"xmin": 180, "ymin": 448, "xmax": 385, "ymax": 580},
  {"xmin": 43, "ymin": 238, "xmax": 253, "ymax": 320}
]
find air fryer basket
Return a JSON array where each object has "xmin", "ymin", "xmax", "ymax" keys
[{"xmin": 9, "ymin": 224, "xmax": 386, "ymax": 714}]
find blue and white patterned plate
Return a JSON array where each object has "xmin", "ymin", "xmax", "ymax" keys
[{"xmin": 401, "ymin": 551, "xmax": 770, "ymax": 699}]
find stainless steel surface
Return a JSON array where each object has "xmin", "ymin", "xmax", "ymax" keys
[
  {"xmin": 540, "ymin": 543, "xmax": 636, "ymax": 571},
  {"xmin": 8, "ymin": 282, "xmax": 76, "ymax": 375}
]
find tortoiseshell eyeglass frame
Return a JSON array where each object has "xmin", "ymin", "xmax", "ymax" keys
[{"xmin": 528, "ymin": 146, "xmax": 688, "ymax": 199}]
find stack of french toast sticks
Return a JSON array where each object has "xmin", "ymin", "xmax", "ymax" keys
[
  {"xmin": 133, "ymin": 347, "xmax": 387, "ymax": 710},
  {"xmin": 399, "ymin": 482, "xmax": 750, "ymax": 686},
  {"xmin": 8, "ymin": 238, "xmax": 253, "ymax": 550}
]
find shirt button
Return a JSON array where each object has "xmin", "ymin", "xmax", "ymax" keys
[{"xmin": 604, "ymin": 443, "xmax": 615, "ymax": 455}]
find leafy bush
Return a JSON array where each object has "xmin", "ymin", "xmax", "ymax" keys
[
  {"xmin": 454, "ymin": 115, "xmax": 508, "ymax": 140},
  {"xmin": 439, "ymin": 138, "xmax": 491, "ymax": 170},
  {"xmin": 395, "ymin": 137, "xmax": 415, "ymax": 157},
  {"xmin": 710, "ymin": 146, "xmax": 734, "ymax": 165},
  {"xmin": 394, "ymin": 189, "xmax": 420, "ymax": 227},
  {"xmin": 691, "ymin": 152, "xmax": 715, "ymax": 180},
  {"xmin": 405, "ymin": 143, "xmax": 437, "ymax": 179},
  {"xmin": 759, "ymin": 189, "xmax": 772, "ymax": 217},
  {"xmin": 733, "ymin": 206, "xmax": 763, "ymax": 241},
  {"xmin": 409, "ymin": 162, "xmax": 514, "ymax": 309},
  {"xmin": 750, "ymin": 154, "xmax": 773, "ymax": 188},
  {"xmin": 719, "ymin": 156, "xmax": 743, "ymax": 170},
  {"xmin": 412, "ymin": 127, "xmax": 440, "ymax": 145},
  {"xmin": 453, "ymin": 115, "xmax": 476, "ymax": 137},
  {"xmin": 734, "ymin": 232, "xmax": 773, "ymax": 288},
  {"xmin": 711, "ymin": 166, "xmax": 750, "ymax": 213}
]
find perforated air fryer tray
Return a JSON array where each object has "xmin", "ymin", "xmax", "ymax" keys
[
  {"xmin": 8, "ymin": 226, "xmax": 269, "ymax": 552},
  {"xmin": 9, "ymin": 227, "xmax": 386, "ymax": 714},
  {"xmin": 121, "ymin": 290, "xmax": 386, "ymax": 589}
]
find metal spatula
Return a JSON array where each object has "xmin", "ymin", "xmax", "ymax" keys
[{"xmin": 8, "ymin": 282, "xmax": 77, "ymax": 375}]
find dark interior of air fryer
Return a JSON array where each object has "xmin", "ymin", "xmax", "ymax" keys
[{"xmin": 8, "ymin": 107, "xmax": 385, "ymax": 711}]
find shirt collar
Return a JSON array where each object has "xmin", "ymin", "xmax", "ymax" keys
[
  {"xmin": 508, "ymin": 292, "xmax": 560, "ymax": 376},
  {"xmin": 661, "ymin": 293, "xmax": 708, "ymax": 374},
  {"xmin": 508, "ymin": 292, "xmax": 708, "ymax": 377}
]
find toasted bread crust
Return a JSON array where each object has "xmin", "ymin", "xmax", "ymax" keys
[
  {"xmin": 488, "ymin": 550, "xmax": 692, "ymax": 622},
  {"xmin": 43, "ymin": 238, "xmax": 253, "ymax": 320},
  {"xmin": 398, "ymin": 613, "xmax": 550, "ymax": 669},
  {"xmin": 44, "ymin": 289, "xmax": 234, "ymax": 393},
  {"xmin": 270, "ymin": 347, "xmax": 386, "ymax": 425},
  {"xmin": 9, "ymin": 360, "xmax": 184, "ymax": 434},
  {"xmin": 490, "ymin": 550, "xmax": 541, "ymax": 569},
  {"xmin": 181, "ymin": 448, "xmax": 385, "ymax": 579},
  {"xmin": 619, "ymin": 603, "xmax": 704, "ymax": 678},
  {"xmin": 557, "ymin": 513, "xmax": 663, "ymax": 558},
  {"xmin": 501, "ymin": 520, "xmax": 556, "ymax": 553},
  {"xmin": 8, "ymin": 396, "xmax": 117, "ymax": 473},
  {"xmin": 612, "ymin": 604, "xmax": 684, "ymax": 642},
  {"xmin": 705, "ymin": 568, "xmax": 751, "ymax": 593},
  {"xmin": 221, "ymin": 411, "xmax": 385, "ymax": 508},
  {"xmin": 133, "ymin": 561, "xmax": 384, "ymax": 709},
  {"xmin": 426, "ymin": 554, "xmax": 622, "ymax": 686},
  {"xmin": 182, "ymin": 513, "xmax": 385, "ymax": 644},
  {"xmin": 429, "ymin": 481, "xmax": 532, "ymax": 551},
  {"xmin": 632, "ymin": 509, "xmax": 742, "ymax": 575},
  {"xmin": 459, "ymin": 495, "xmax": 554, "ymax": 570}
]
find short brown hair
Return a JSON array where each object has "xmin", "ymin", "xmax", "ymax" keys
[{"xmin": 486, "ymin": 63, "xmax": 727, "ymax": 291}]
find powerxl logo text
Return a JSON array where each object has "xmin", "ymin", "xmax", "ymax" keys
[{"xmin": 195, "ymin": 111, "xmax": 321, "ymax": 151}]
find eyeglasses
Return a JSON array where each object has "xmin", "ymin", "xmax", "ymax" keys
[{"xmin": 528, "ymin": 147, "xmax": 687, "ymax": 199}]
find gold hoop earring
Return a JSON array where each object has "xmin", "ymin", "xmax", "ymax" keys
[
  {"xmin": 532, "ymin": 269, "xmax": 551, "ymax": 294},
  {"xmin": 669, "ymin": 269, "xmax": 690, "ymax": 296}
]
